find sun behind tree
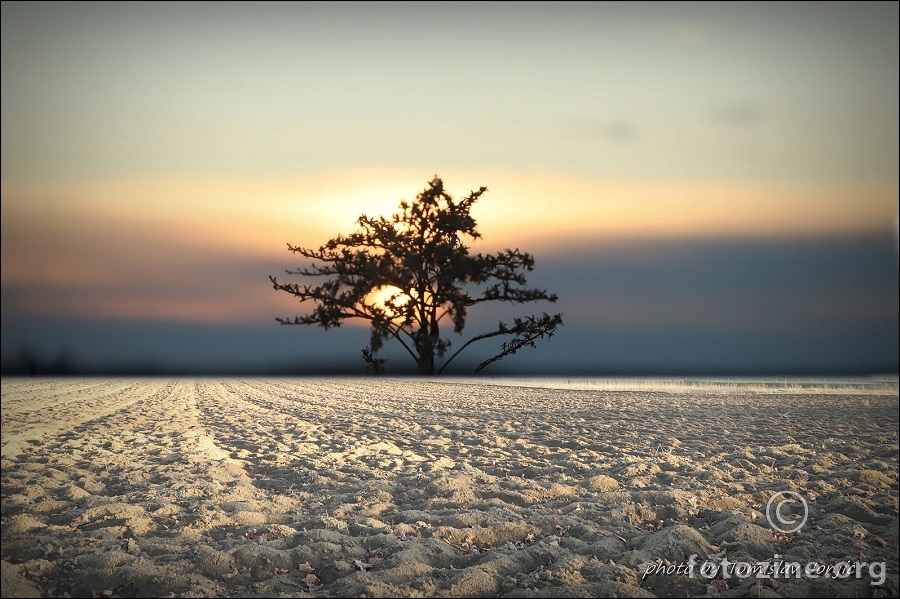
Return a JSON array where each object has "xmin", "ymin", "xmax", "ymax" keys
[
  {"xmin": 364, "ymin": 285, "xmax": 410, "ymax": 322},
  {"xmin": 270, "ymin": 176, "xmax": 563, "ymax": 375}
]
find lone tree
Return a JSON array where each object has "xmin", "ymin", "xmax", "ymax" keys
[{"xmin": 270, "ymin": 177, "xmax": 563, "ymax": 375}]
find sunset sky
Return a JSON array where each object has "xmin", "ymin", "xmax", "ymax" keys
[{"xmin": 2, "ymin": 1, "xmax": 897, "ymax": 375}]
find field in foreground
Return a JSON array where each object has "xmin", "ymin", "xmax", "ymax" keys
[{"xmin": 1, "ymin": 378, "xmax": 898, "ymax": 598}]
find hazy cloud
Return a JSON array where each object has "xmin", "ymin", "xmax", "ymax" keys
[
  {"xmin": 713, "ymin": 102, "xmax": 765, "ymax": 127},
  {"xmin": 3, "ymin": 234, "xmax": 896, "ymax": 376},
  {"xmin": 577, "ymin": 118, "xmax": 639, "ymax": 145},
  {"xmin": 666, "ymin": 19, "xmax": 714, "ymax": 47}
]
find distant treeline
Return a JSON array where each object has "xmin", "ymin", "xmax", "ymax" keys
[{"xmin": 1, "ymin": 348, "xmax": 895, "ymax": 378}]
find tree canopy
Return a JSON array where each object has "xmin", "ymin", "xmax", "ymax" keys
[{"xmin": 270, "ymin": 177, "xmax": 563, "ymax": 375}]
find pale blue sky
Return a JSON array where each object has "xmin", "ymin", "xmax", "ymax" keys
[{"xmin": 3, "ymin": 1, "xmax": 897, "ymax": 185}]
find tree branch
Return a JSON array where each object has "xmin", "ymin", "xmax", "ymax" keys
[
  {"xmin": 437, "ymin": 312, "xmax": 563, "ymax": 375},
  {"xmin": 472, "ymin": 312, "xmax": 564, "ymax": 375}
]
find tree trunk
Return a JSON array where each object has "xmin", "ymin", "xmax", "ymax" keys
[
  {"xmin": 415, "ymin": 325, "xmax": 436, "ymax": 375},
  {"xmin": 417, "ymin": 353, "xmax": 435, "ymax": 376}
]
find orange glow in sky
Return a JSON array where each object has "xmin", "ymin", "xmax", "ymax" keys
[
  {"xmin": 2, "ymin": 168, "xmax": 897, "ymax": 324},
  {"xmin": 2, "ymin": 2, "xmax": 897, "ymax": 326}
]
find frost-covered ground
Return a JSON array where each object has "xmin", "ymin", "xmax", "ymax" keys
[{"xmin": 1, "ymin": 378, "xmax": 897, "ymax": 598}]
